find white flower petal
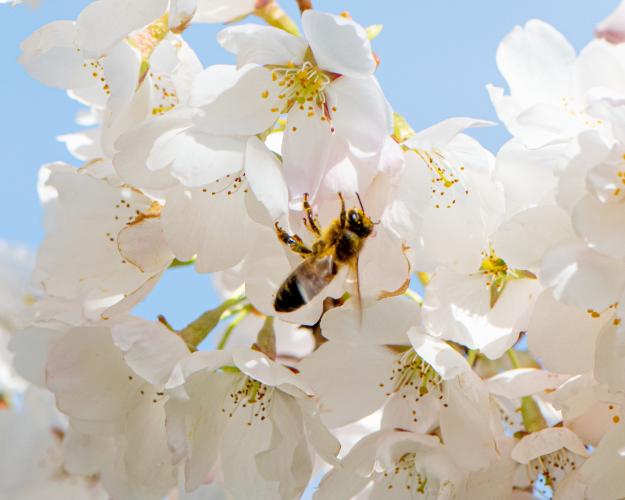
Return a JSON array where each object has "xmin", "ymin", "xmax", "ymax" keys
[
  {"xmin": 491, "ymin": 205, "xmax": 575, "ymax": 270},
  {"xmin": 527, "ymin": 290, "xmax": 607, "ymax": 374},
  {"xmin": 407, "ymin": 327, "xmax": 469, "ymax": 380},
  {"xmin": 487, "ymin": 368, "xmax": 571, "ymax": 400},
  {"xmin": 540, "ymin": 242, "xmax": 625, "ymax": 310},
  {"xmin": 326, "ymin": 76, "xmax": 392, "ymax": 154},
  {"xmin": 46, "ymin": 327, "xmax": 144, "ymax": 423},
  {"xmin": 161, "ymin": 185, "xmax": 256, "ymax": 273},
  {"xmin": 111, "ymin": 318, "xmax": 188, "ymax": 386},
  {"xmin": 573, "ymin": 194, "xmax": 625, "ymax": 260},
  {"xmin": 511, "ymin": 427, "xmax": 589, "ymax": 464},
  {"xmin": 217, "ymin": 24, "xmax": 307, "ymax": 67},
  {"xmin": 405, "ymin": 117, "xmax": 495, "ymax": 150},
  {"xmin": 298, "ymin": 341, "xmax": 395, "ymax": 427},
  {"xmin": 76, "ymin": 0, "xmax": 168, "ymax": 56},
  {"xmin": 495, "ymin": 19, "xmax": 576, "ymax": 111},
  {"xmin": 19, "ymin": 20, "xmax": 96, "ymax": 90},
  {"xmin": 191, "ymin": 64, "xmax": 280, "ymax": 135},
  {"xmin": 244, "ymin": 136, "xmax": 289, "ymax": 220},
  {"xmin": 193, "ymin": 0, "xmax": 255, "ymax": 24},
  {"xmin": 302, "ymin": 10, "xmax": 375, "ymax": 77}
]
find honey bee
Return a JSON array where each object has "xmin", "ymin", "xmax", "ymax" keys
[{"xmin": 273, "ymin": 192, "xmax": 375, "ymax": 313}]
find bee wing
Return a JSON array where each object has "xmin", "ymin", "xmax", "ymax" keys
[
  {"xmin": 350, "ymin": 256, "xmax": 363, "ymax": 327},
  {"xmin": 295, "ymin": 254, "xmax": 338, "ymax": 303}
]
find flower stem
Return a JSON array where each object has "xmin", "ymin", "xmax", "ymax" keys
[
  {"xmin": 254, "ymin": 316, "xmax": 276, "ymax": 359},
  {"xmin": 217, "ymin": 307, "xmax": 251, "ymax": 350},
  {"xmin": 507, "ymin": 348, "xmax": 522, "ymax": 369},
  {"xmin": 178, "ymin": 295, "xmax": 246, "ymax": 349},
  {"xmin": 506, "ymin": 348, "xmax": 548, "ymax": 433},
  {"xmin": 169, "ymin": 257, "xmax": 196, "ymax": 268},
  {"xmin": 466, "ymin": 349, "xmax": 478, "ymax": 367},
  {"xmin": 255, "ymin": 1, "xmax": 300, "ymax": 36}
]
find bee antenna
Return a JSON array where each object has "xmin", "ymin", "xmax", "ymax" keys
[{"xmin": 355, "ymin": 192, "xmax": 365, "ymax": 212}]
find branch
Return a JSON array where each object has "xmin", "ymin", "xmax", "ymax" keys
[{"xmin": 296, "ymin": 0, "xmax": 312, "ymax": 13}]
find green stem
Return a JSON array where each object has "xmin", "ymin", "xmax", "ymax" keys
[
  {"xmin": 255, "ymin": 1, "xmax": 300, "ymax": 36},
  {"xmin": 254, "ymin": 316, "xmax": 276, "ymax": 359},
  {"xmin": 466, "ymin": 349, "xmax": 478, "ymax": 367},
  {"xmin": 178, "ymin": 296, "xmax": 245, "ymax": 349},
  {"xmin": 507, "ymin": 348, "xmax": 521, "ymax": 369},
  {"xmin": 169, "ymin": 257, "xmax": 196, "ymax": 268},
  {"xmin": 217, "ymin": 307, "xmax": 251, "ymax": 350},
  {"xmin": 521, "ymin": 396, "xmax": 548, "ymax": 433},
  {"xmin": 506, "ymin": 348, "xmax": 548, "ymax": 433},
  {"xmin": 404, "ymin": 288, "xmax": 423, "ymax": 305}
]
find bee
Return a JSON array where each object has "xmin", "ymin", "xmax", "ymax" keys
[{"xmin": 273, "ymin": 192, "xmax": 375, "ymax": 313}]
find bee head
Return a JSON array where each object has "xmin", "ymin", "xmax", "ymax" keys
[{"xmin": 346, "ymin": 209, "xmax": 374, "ymax": 237}]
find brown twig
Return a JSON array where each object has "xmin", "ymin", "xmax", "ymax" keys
[{"xmin": 296, "ymin": 0, "xmax": 312, "ymax": 13}]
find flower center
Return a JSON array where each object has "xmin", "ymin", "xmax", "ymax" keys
[
  {"xmin": 379, "ymin": 349, "xmax": 445, "ymax": 417},
  {"xmin": 272, "ymin": 61, "xmax": 331, "ymax": 114},
  {"xmin": 528, "ymin": 448, "xmax": 583, "ymax": 493},
  {"xmin": 223, "ymin": 376, "xmax": 274, "ymax": 425},
  {"xmin": 413, "ymin": 149, "xmax": 469, "ymax": 209},
  {"xmin": 382, "ymin": 452, "xmax": 431, "ymax": 494}
]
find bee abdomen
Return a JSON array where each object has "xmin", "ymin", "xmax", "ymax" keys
[
  {"xmin": 274, "ymin": 273, "xmax": 306, "ymax": 313},
  {"xmin": 274, "ymin": 255, "xmax": 338, "ymax": 313}
]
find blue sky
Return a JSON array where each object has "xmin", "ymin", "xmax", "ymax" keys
[{"xmin": 0, "ymin": 0, "xmax": 619, "ymax": 327}]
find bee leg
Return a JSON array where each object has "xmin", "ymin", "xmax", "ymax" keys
[
  {"xmin": 338, "ymin": 192, "xmax": 346, "ymax": 228},
  {"xmin": 303, "ymin": 193, "xmax": 321, "ymax": 236},
  {"xmin": 274, "ymin": 222, "xmax": 312, "ymax": 257}
]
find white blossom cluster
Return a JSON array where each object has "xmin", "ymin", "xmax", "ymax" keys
[{"xmin": 4, "ymin": 0, "xmax": 625, "ymax": 498}]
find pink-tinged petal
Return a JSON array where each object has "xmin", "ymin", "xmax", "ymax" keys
[
  {"xmin": 166, "ymin": 350, "xmax": 234, "ymax": 392},
  {"xmin": 581, "ymin": 422, "xmax": 625, "ymax": 499},
  {"xmin": 326, "ymin": 76, "xmax": 392, "ymax": 155},
  {"xmin": 76, "ymin": 0, "xmax": 168, "ymax": 56},
  {"xmin": 111, "ymin": 318, "xmax": 188, "ymax": 386},
  {"xmin": 594, "ymin": 321, "xmax": 625, "ymax": 394},
  {"xmin": 487, "ymin": 368, "xmax": 571, "ymax": 400},
  {"xmin": 217, "ymin": 24, "xmax": 307, "ymax": 67},
  {"xmin": 528, "ymin": 290, "xmax": 608, "ymax": 374},
  {"xmin": 161, "ymin": 185, "xmax": 256, "ymax": 272},
  {"xmin": 441, "ymin": 370, "xmax": 497, "ymax": 471},
  {"xmin": 405, "ymin": 117, "xmax": 495, "ymax": 150},
  {"xmin": 125, "ymin": 397, "xmax": 177, "ymax": 494},
  {"xmin": 191, "ymin": 64, "xmax": 281, "ymax": 135},
  {"xmin": 256, "ymin": 392, "xmax": 313, "ymax": 499},
  {"xmin": 232, "ymin": 348, "xmax": 311, "ymax": 393},
  {"xmin": 117, "ymin": 218, "xmax": 174, "ymax": 275},
  {"xmin": 113, "ymin": 113, "xmax": 187, "ymax": 190},
  {"xmin": 19, "ymin": 21, "xmax": 94, "ymax": 89},
  {"xmin": 46, "ymin": 327, "xmax": 143, "ymax": 422},
  {"xmin": 298, "ymin": 341, "xmax": 395, "ymax": 427},
  {"xmin": 282, "ymin": 104, "xmax": 334, "ymax": 202},
  {"xmin": 220, "ymin": 397, "xmax": 277, "ymax": 499},
  {"xmin": 245, "ymin": 136, "xmax": 289, "ymax": 220},
  {"xmin": 512, "ymin": 427, "xmax": 589, "ymax": 464},
  {"xmin": 596, "ymin": 1, "xmax": 625, "ymax": 44},
  {"xmin": 320, "ymin": 296, "xmax": 420, "ymax": 345},
  {"xmin": 153, "ymin": 128, "xmax": 247, "ymax": 187},
  {"xmin": 165, "ymin": 370, "xmax": 231, "ymax": 491},
  {"xmin": 408, "ymin": 328, "xmax": 469, "ymax": 380},
  {"xmin": 302, "ymin": 10, "xmax": 375, "ymax": 77},
  {"xmin": 540, "ymin": 243, "xmax": 625, "ymax": 310},
  {"xmin": 193, "ymin": 0, "xmax": 255, "ymax": 24},
  {"xmin": 9, "ymin": 327, "xmax": 62, "ymax": 388}
]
